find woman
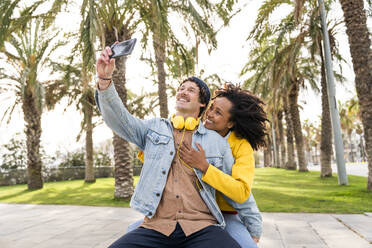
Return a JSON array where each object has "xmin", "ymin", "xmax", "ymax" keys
[
  {"xmin": 131, "ymin": 83, "xmax": 268, "ymax": 247},
  {"xmin": 181, "ymin": 83, "xmax": 268, "ymax": 245}
]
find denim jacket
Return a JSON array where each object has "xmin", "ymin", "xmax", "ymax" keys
[{"xmin": 95, "ymin": 83, "xmax": 262, "ymax": 236}]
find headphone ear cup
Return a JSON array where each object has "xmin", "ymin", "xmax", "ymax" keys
[
  {"xmin": 172, "ymin": 115, "xmax": 185, "ymax": 129},
  {"xmin": 184, "ymin": 117, "xmax": 198, "ymax": 130}
]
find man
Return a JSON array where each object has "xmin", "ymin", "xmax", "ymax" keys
[{"xmin": 95, "ymin": 46, "xmax": 241, "ymax": 248}]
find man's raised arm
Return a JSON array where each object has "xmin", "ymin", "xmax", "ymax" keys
[{"xmin": 95, "ymin": 46, "xmax": 149, "ymax": 150}]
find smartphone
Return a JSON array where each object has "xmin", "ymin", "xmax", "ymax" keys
[{"xmin": 109, "ymin": 38, "xmax": 137, "ymax": 58}]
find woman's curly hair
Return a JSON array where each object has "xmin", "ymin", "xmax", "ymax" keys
[{"xmin": 214, "ymin": 83, "xmax": 269, "ymax": 150}]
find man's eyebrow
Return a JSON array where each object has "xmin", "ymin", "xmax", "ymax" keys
[{"xmin": 187, "ymin": 85, "xmax": 198, "ymax": 90}]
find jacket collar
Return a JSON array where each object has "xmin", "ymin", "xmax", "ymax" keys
[{"xmin": 195, "ymin": 120, "xmax": 207, "ymax": 134}]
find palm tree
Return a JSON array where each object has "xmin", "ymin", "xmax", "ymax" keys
[
  {"xmin": 246, "ymin": 0, "xmax": 353, "ymax": 176},
  {"xmin": 338, "ymin": 0, "xmax": 372, "ymax": 190},
  {"xmin": 0, "ymin": 0, "xmax": 20, "ymax": 48},
  {"xmin": 49, "ymin": 58, "xmax": 97, "ymax": 183},
  {"xmin": 318, "ymin": 49, "xmax": 333, "ymax": 176},
  {"xmin": 134, "ymin": 0, "xmax": 236, "ymax": 118},
  {"xmin": 313, "ymin": 123, "xmax": 322, "ymax": 164},
  {"xmin": 283, "ymin": 94, "xmax": 297, "ymax": 170},
  {"xmin": 303, "ymin": 120, "xmax": 316, "ymax": 164},
  {"xmin": 347, "ymin": 97, "xmax": 364, "ymax": 162},
  {"xmin": 277, "ymin": 110, "xmax": 286, "ymax": 168},
  {"xmin": 0, "ymin": 0, "xmax": 50, "ymax": 48},
  {"xmin": 79, "ymin": 0, "xmax": 142, "ymax": 199},
  {"xmin": 338, "ymin": 101, "xmax": 353, "ymax": 162},
  {"xmin": 295, "ymin": 0, "xmax": 372, "ymax": 188},
  {"xmin": 0, "ymin": 18, "xmax": 65, "ymax": 189},
  {"xmin": 243, "ymin": 14, "xmax": 317, "ymax": 172},
  {"xmin": 306, "ymin": 0, "xmax": 333, "ymax": 177},
  {"xmin": 287, "ymin": 73, "xmax": 308, "ymax": 172},
  {"xmin": 338, "ymin": 98, "xmax": 361, "ymax": 163}
]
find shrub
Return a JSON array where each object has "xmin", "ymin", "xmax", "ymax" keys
[{"xmin": 1, "ymin": 134, "xmax": 27, "ymax": 171}]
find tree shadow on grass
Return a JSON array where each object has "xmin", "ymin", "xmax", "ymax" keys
[
  {"xmin": 0, "ymin": 189, "xmax": 29, "ymax": 201},
  {"xmin": 23, "ymin": 180, "xmax": 128, "ymax": 207}
]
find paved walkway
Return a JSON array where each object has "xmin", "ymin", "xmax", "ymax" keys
[
  {"xmin": 0, "ymin": 203, "xmax": 371, "ymax": 248},
  {"xmin": 308, "ymin": 163, "xmax": 368, "ymax": 177}
]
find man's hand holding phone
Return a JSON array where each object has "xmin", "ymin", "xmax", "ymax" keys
[
  {"xmin": 96, "ymin": 38, "xmax": 136, "ymax": 90},
  {"xmin": 109, "ymin": 38, "xmax": 136, "ymax": 58},
  {"xmin": 96, "ymin": 46, "xmax": 115, "ymax": 90}
]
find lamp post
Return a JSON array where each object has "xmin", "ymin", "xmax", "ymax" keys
[{"xmin": 318, "ymin": 0, "xmax": 348, "ymax": 185}]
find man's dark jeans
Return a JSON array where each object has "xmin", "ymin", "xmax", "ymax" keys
[{"xmin": 109, "ymin": 223, "xmax": 241, "ymax": 248}]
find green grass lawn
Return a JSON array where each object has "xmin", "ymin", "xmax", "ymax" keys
[
  {"xmin": 252, "ymin": 168, "xmax": 372, "ymax": 213},
  {"xmin": 0, "ymin": 168, "xmax": 371, "ymax": 213}
]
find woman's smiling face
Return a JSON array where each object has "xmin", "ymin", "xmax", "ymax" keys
[{"xmin": 204, "ymin": 96, "xmax": 234, "ymax": 137}]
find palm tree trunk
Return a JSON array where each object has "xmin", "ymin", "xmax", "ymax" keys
[
  {"xmin": 319, "ymin": 48, "xmax": 333, "ymax": 177},
  {"xmin": 314, "ymin": 145, "xmax": 319, "ymax": 164},
  {"xmin": 105, "ymin": 30, "xmax": 133, "ymax": 200},
  {"xmin": 151, "ymin": 2, "xmax": 169, "ymax": 118},
  {"xmin": 305, "ymin": 139, "xmax": 311, "ymax": 165},
  {"xmin": 348, "ymin": 132, "xmax": 354, "ymax": 162},
  {"xmin": 283, "ymin": 94, "xmax": 296, "ymax": 170},
  {"xmin": 275, "ymin": 127, "xmax": 280, "ymax": 168},
  {"xmin": 272, "ymin": 119, "xmax": 280, "ymax": 168},
  {"xmin": 82, "ymin": 67, "xmax": 95, "ymax": 183},
  {"xmin": 264, "ymin": 136, "xmax": 272, "ymax": 167},
  {"xmin": 153, "ymin": 32, "xmax": 169, "ymax": 118},
  {"xmin": 278, "ymin": 110, "xmax": 286, "ymax": 168},
  {"xmin": 23, "ymin": 89, "xmax": 43, "ymax": 190},
  {"xmin": 84, "ymin": 97, "xmax": 95, "ymax": 183},
  {"xmin": 339, "ymin": 0, "xmax": 372, "ymax": 190},
  {"xmin": 288, "ymin": 81, "xmax": 307, "ymax": 172}
]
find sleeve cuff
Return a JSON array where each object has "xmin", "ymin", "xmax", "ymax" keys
[
  {"xmin": 96, "ymin": 80, "xmax": 113, "ymax": 91},
  {"xmin": 201, "ymin": 164, "xmax": 216, "ymax": 182}
]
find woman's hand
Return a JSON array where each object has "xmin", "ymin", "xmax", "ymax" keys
[{"xmin": 179, "ymin": 142, "xmax": 209, "ymax": 173}]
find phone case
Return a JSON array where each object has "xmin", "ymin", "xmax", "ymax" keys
[{"xmin": 110, "ymin": 38, "xmax": 137, "ymax": 58}]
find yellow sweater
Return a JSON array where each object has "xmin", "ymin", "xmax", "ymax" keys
[
  {"xmin": 202, "ymin": 131, "xmax": 254, "ymax": 211},
  {"xmin": 137, "ymin": 131, "xmax": 254, "ymax": 212}
]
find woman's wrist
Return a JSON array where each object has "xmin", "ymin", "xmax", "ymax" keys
[{"xmin": 201, "ymin": 161, "xmax": 210, "ymax": 173}]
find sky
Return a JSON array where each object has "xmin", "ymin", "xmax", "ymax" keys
[{"xmin": 0, "ymin": 1, "xmax": 369, "ymax": 158}]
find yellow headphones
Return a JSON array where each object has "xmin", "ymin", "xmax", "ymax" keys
[{"xmin": 171, "ymin": 114, "xmax": 199, "ymax": 131}]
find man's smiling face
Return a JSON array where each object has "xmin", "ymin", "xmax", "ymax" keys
[{"xmin": 175, "ymin": 81, "xmax": 205, "ymax": 116}]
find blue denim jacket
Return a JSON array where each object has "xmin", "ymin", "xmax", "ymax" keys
[{"xmin": 95, "ymin": 83, "xmax": 262, "ymax": 237}]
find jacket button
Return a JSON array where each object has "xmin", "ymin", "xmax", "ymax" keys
[
  {"xmin": 156, "ymin": 193, "xmax": 160, "ymax": 197},
  {"xmin": 148, "ymin": 212, "xmax": 152, "ymax": 216},
  {"xmin": 170, "ymin": 151, "xmax": 174, "ymax": 155},
  {"xmin": 162, "ymin": 170, "xmax": 166, "ymax": 175}
]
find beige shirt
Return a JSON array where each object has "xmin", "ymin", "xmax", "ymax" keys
[{"xmin": 141, "ymin": 128, "xmax": 217, "ymax": 236}]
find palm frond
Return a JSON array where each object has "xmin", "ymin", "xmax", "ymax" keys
[{"xmin": 0, "ymin": 0, "xmax": 21, "ymax": 48}]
